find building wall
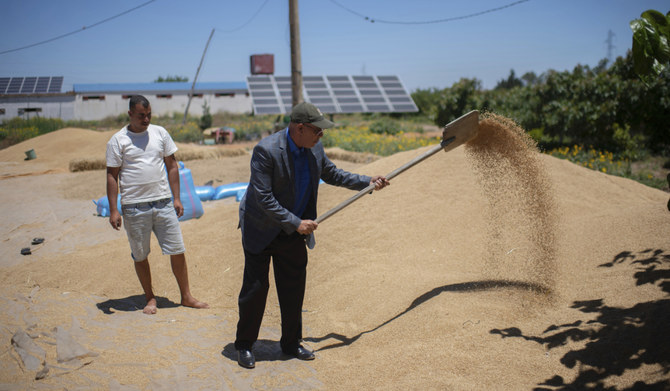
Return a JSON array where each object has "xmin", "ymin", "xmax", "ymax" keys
[
  {"xmin": 0, "ymin": 95, "xmax": 76, "ymax": 121},
  {"xmin": 1, "ymin": 91, "xmax": 252, "ymax": 122},
  {"xmin": 75, "ymin": 92, "xmax": 252, "ymax": 121}
]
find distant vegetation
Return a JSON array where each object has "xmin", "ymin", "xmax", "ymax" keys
[
  {"xmin": 412, "ymin": 51, "xmax": 669, "ymax": 161},
  {"xmin": 0, "ymin": 117, "xmax": 65, "ymax": 148}
]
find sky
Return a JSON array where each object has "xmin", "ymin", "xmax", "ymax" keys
[{"xmin": 1, "ymin": 0, "xmax": 667, "ymax": 93}]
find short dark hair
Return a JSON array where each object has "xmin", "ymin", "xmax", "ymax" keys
[{"xmin": 129, "ymin": 95, "xmax": 150, "ymax": 110}]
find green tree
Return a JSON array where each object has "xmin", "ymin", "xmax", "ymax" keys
[
  {"xmin": 520, "ymin": 71, "xmax": 541, "ymax": 87},
  {"xmin": 630, "ymin": 10, "xmax": 670, "ymax": 83},
  {"xmin": 433, "ymin": 78, "xmax": 481, "ymax": 126},
  {"xmin": 411, "ymin": 88, "xmax": 441, "ymax": 120},
  {"xmin": 495, "ymin": 69, "xmax": 523, "ymax": 90},
  {"xmin": 199, "ymin": 101, "xmax": 212, "ymax": 131}
]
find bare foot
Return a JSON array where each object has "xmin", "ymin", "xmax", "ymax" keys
[
  {"xmin": 182, "ymin": 295, "xmax": 209, "ymax": 309},
  {"xmin": 143, "ymin": 297, "xmax": 158, "ymax": 314}
]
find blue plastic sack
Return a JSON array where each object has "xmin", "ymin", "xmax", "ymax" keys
[
  {"xmin": 95, "ymin": 162, "xmax": 203, "ymax": 221},
  {"xmin": 236, "ymin": 188, "xmax": 246, "ymax": 202},
  {"xmin": 93, "ymin": 195, "xmax": 122, "ymax": 217},
  {"xmin": 195, "ymin": 186, "xmax": 215, "ymax": 201},
  {"xmin": 177, "ymin": 167, "xmax": 204, "ymax": 221},
  {"xmin": 212, "ymin": 182, "xmax": 249, "ymax": 200}
]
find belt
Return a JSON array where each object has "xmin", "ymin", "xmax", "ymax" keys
[{"xmin": 122, "ymin": 198, "xmax": 171, "ymax": 209}]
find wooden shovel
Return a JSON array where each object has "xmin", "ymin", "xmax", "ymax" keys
[{"xmin": 315, "ymin": 110, "xmax": 479, "ymax": 224}]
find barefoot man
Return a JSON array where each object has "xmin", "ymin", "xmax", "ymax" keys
[{"xmin": 106, "ymin": 95, "xmax": 208, "ymax": 314}]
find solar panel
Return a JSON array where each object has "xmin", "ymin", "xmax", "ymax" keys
[
  {"xmin": 0, "ymin": 78, "xmax": 9, "ymax": 94},
  {"xmin": 35, "ymin": 77, "xmax": 50, "ymax": 93},
  {"xmin": 20, "ymin": 77, "xmax": 37, "ymax": 93},
  {"xmin": 6, "ymin": 78, "xmax": 22, "ymax": 94},
  {"xmin": 48, "ymin": 76, "xmax": 63, "ymax": 93},
  {"xmin": 0, "ymin": 76, "xmax": 63, "ymax": 94},
  {"xmin": 247, "ymin": 75, "xmax": 418, "ymax": 115}
]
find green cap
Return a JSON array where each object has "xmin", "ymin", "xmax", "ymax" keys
[{"xmin": 290, "ymin": 102, "xmax": 335, "ymax": 129}]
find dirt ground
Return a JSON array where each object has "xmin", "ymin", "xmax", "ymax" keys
[{"xmin": 0, "ymin": 126, "xmax": 668, "ymax": 390}]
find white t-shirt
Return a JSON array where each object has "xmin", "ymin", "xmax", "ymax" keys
[{"xmin": 106, "ymin": 124, "xmax": 178, "ymax": 204}]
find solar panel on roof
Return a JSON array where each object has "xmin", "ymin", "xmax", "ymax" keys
[
  {"xmin": 35, "ymin": 77, "xmax": 50, "ymax": 93},
  {"xmin": 7, "ymin": 78, "xmax": 22, "ymax": 94},
  {"xmin": 1, "ymin": 76, "xmax": 64, "ymax": 94},
  {"xmin": 21, "ymin": 77, "xmax": 37, "ymax": 93},
  {"xmin": 48, "ymin": 76, "xmax": 63, "ymax": 93},
  {"xmin": 247, "ymin": 75, "xmax": 418, "ymax": 115},
  {"xmin": 0, "ymin": 78, "xmax": 9, "ymax": 94}
]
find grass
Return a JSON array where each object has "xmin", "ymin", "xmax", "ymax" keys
[
  {"xmin": 547, "ymin": 145, "xmax": 669, "ymax": 191},
  {"xmin": 321, "ymin": 125, "xmax": 440, "ymax": 156}
]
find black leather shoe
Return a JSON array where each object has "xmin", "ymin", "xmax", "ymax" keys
[
  {"xmin": 237, "ymin": 349, "xmax": 255, "ymax": 369},
  {"xmin": 283, "ymin": 345, "xmax": 315, "ymax": 361}
]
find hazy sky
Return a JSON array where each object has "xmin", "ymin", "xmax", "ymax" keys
[{"xmin": 1, "ymin": 0, "xmax": 667, "ymax": 92}]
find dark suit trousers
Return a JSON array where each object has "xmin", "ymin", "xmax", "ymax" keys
[{"xmin": 235, "ymin": 232, "xmax": 308, "ymax": 352}]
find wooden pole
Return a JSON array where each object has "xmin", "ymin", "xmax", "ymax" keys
[
  {"xmin": 289, "ymin": 0, "xmax": 303, "ymax": 107},
  {"xmin": 182, "ymin": 28, "xmax": 215, "ymax": 125}
]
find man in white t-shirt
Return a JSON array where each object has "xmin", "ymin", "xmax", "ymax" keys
[{"xmin": 106, "ymin": 95, "xmax": 208, "ymax": 314}]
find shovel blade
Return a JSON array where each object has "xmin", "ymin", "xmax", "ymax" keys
[{"xmin": 442, "ymin": 110, "xmax": 479, "ymax": 153}]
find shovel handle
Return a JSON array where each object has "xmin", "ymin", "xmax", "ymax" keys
[{"xmin": 315, "ymin": 140, "xmax": 452, "ymax": 224}]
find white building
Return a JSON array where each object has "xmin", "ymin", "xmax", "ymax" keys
[{"xmin": 0, "ymin": 77, "xmax": 252, "ymax": 121}]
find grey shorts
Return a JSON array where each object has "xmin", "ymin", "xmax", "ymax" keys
[{"xmin": 121, "ymin": 198, "xmax": 185, "ymax": 262}]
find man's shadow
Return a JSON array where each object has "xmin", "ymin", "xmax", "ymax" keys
[
  {"xmin": 304, "ymin": 279, "xmax": 548, "ymax": 351},
  {"xmin": 221, "ymin": 340, "xmax": 294, "ymax": 364},
  {"xmin": 96, "ymin": 295, "xmax": 180, "ymax": 314}
]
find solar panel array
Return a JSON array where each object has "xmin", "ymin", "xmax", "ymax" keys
[
  {"xmin": 247, "ymin": 75, "xmax": 418, "ymax": 115},
  {"xmin": 0, "ymin": 76, "xmax": 63, "ymax": 94}
]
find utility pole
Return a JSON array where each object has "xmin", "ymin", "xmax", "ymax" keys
[
  {"xmin": 183, "ymin": 28, "xmax": 215, "ymax": 125},
  {"xmin": 289, "ymin": 0, "xmax": 303, "ymax": 107}
]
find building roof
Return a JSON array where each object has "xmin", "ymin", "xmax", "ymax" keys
[{"xmin": 73, "ymin": 81, "xmax": 248, "ymax": 94}]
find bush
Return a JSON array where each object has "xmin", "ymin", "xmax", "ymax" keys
[
  {"xmin": 0, "ymin": 125, "xmax": 40, "ymax": 144},
  {"xmin": 0, "ymin": 117, "xmax": 64, "ymax": 146},
  {"xmin": 199, "ymin": 102, "xmax": 212, "ymax": 131},
  {"xmin": 612, "ymin": 123, "xmax": 647, "ymax": 160},
  {"xmin": 369, "ymin": 117, "xmax": 401, "ymax": 135},
  {"xmin": 234, "ymin": 121, "xmax": 271, "ymax": 141},
  {"xmin": 169, "ymin": 122, "xmax": 203, "ymax": 143},
  {"xmin": 321, "ymin": 125, "xmax": 440, "ymax": 156},
  {"xmin": 527, "ymin": 128, "xmax": 544, "ymax": 143},
  {"xmin": 547, "ymin": 145, "xmax": 632, "ymax": 176}
]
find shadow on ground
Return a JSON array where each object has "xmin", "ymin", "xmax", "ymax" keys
[
  {"xmin": 222, "ymin": 339, "xmax": 294, "ymax": 364},
  {"xmin": 490, "ymin": 248, "xmax": 670, "ymax": 390},
  {"xmin": 305, "ymin": 278, "xmax": 549, "ymax": 351},
  {"xmin": 96, "ymin": 295, "xmax": 179, "ymax": 314}
]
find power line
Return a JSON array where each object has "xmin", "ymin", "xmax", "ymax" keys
[
  {"xmin": 327, "ymin": 0, "xmax": 530, "ymax": 25},
  {"xmin": 0, "ymin": 0, "xmax": 157, "ymax": 55},
  {"xmin": 216, "ymin": 0, "xmax": 272, "ymax": 33}
]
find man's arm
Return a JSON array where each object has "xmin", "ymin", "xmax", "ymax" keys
[
  {"xmin": 106, "ymin": 166, "xmax": 122, "ymax": 230},
  {"xmin": 164, "ymin": 155, "xmax": 183, "ymax": 217}
]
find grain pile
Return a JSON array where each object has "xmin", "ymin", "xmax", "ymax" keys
[{"xmin": 0, "ymin": 122, "xmax": 668, "ymax": 390}]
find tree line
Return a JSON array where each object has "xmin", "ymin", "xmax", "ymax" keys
[
  {"xmin": 411, "ymin": 52, "xmax": 669, "ymax": 159},
  {"xmin": 411, "ymin": 10, "xmax": 670, "ymax": 159}
]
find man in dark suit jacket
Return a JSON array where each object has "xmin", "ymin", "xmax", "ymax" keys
[{"xmin": 235, "ymin": 102, "xmax": 389, "ymax": 368}]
